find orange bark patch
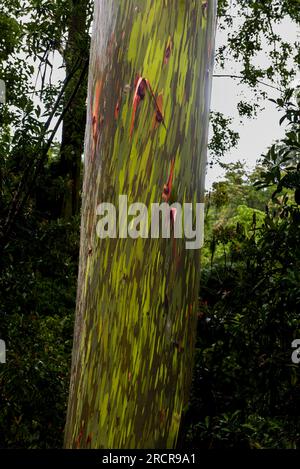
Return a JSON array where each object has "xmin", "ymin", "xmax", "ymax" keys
[
  {"xmin": 152, "ymin": 93, "xmax": 164, "ymax": 130},
  {"xmin": 91, "ymin": 79, "xmax": 103, "ymax": 160},
  {"xmin": 159, "ymin": 408, "xmax": 166, "ymax": 424},
  {"xmin": 164, "ymin": 36, "xmax": 173, "ymax": 65},
  {"xmin": 75, "ymin": 428, "xmax": 83, "ymax": 448},
  {"xmin": 162, "ymin": 159, "xmax": 175, "ymax": 202},
  {"xmin": 130, "ymin": 76, "xmax": 147, "ymax": 139},
  {"xmin": 114, "ymin": 97, "xmax": 121, "ymax": 120}
]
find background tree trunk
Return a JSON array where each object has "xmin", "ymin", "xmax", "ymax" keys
[
  {"xmin": 65, "ymin": 0, "xmax": 217, "ymax": 449},
  {"xmin": 59, "ymin": 0, "xmax": 90, "ymax": 218}
]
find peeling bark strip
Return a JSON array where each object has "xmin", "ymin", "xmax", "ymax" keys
[
  {"xmin": 162, "ymin": 159, "xmax": 176, "ymax": 203},
  {"xmin": 64, "ymin": 0, "xmax": 217, "ymax": 449},
  {"xmin": 164, "ymin": 36, "xmax": 173, "ymax": 66}
]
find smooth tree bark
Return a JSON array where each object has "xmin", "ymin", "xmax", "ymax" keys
[{"xmin": 65, "ymin": 0, "xmax": 217, "ymax": 449}]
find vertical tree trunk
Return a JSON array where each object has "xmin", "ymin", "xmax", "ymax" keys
[
  {"xmin": 59, "ymin": 0, "xmax": 90, "ymax": 218},
  {"xmin": 65, "ymin": 0, "xmax": 217, "ymax": 449}
]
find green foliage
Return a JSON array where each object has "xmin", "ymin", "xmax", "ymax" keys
[
  {"xmin": 0, "ymin": 0, "xmax": 91, "ymax": 238},
  {"xmin": 0, "ymin": 0, "xmax": 89, "ymax": 449},
  {"xmin": 209, "ymin": 113, "xmax": 240, "ymax": 162},
  {"xmin": 209, "ymin": 0, "xmax": 300, "ymax": 165},
  {"xmin": 0, "ymin": 13, "xmax": 20, "ymax": 60},
  {"xmin": 217, "ymin": 0, "xmax": 300, "ymax": 90},
  {"xmin": 0, "ymin": 217, "xmax": 79, "ymax": 448},
  {"xmin": 181, "ymin": 96, "xmax": 300, "ymax": 449}
]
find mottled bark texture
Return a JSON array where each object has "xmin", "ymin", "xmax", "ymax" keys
[{"xmin": 65, "ymin": 0, "xmax": 217, "ymax": 449}]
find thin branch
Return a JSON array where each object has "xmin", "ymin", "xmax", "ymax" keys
[
  {"xmin": 1, "ymin": 59, "xmax": 88, "ymax": 245},
  {"xmin": 213, "ymin": 74, "xmax": 281, "ymax": 91},
  {"xmin": 42, "ymin": 55, "xmax": 83, "ymax": 132}
]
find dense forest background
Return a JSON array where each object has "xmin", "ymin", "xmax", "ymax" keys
[{"xmin": 0, "ymin": 0, "xmax": 299, "ymax": 448}]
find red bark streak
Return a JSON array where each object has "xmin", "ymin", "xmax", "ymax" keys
[
  {"xmin": 75, "ymin": 428, "xmax": 83, "ymax": 448},
  {"xmin": 170, "ymin": 207, "xmax": 177, "ymax": 224},
  {"xmin": 130, "ymin": 76, "xmax": 147, "ymax": 138},
  {"xmin": 107, "ymin": 32, "xmax": 116, "ymax": 56},
  {"xmin": 152, "ymin": 93, "xmax": 164, "ymax": 130},
  {"xmin": 130, "ymin": 76, "xmax": 166, "ymax": 137},
  {"xmin": 146, "ymin": 80, "xmax": 166, "ymax": 129},
  {"xmin": 159, "ymin": 409, "xmax": 166, "ymax": 424},
  {"xmin": 114, "ymin": 98, "xmax": 121, "ymax": 120},
  {"xmin": 162, "ymin": 159, "xmax": 175, "ymax": 202},
  {"xmin": 91, "ymin": 79, "xmax": 103, "ymax": 160},
  {"xmin": 164, "ymin": 36, "xmax": 173, "ymax": 65}
]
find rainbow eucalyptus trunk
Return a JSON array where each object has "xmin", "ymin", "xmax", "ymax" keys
[{"xmin": 65, "ymin": 0, "xmax": 217, "ymax": 449}]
